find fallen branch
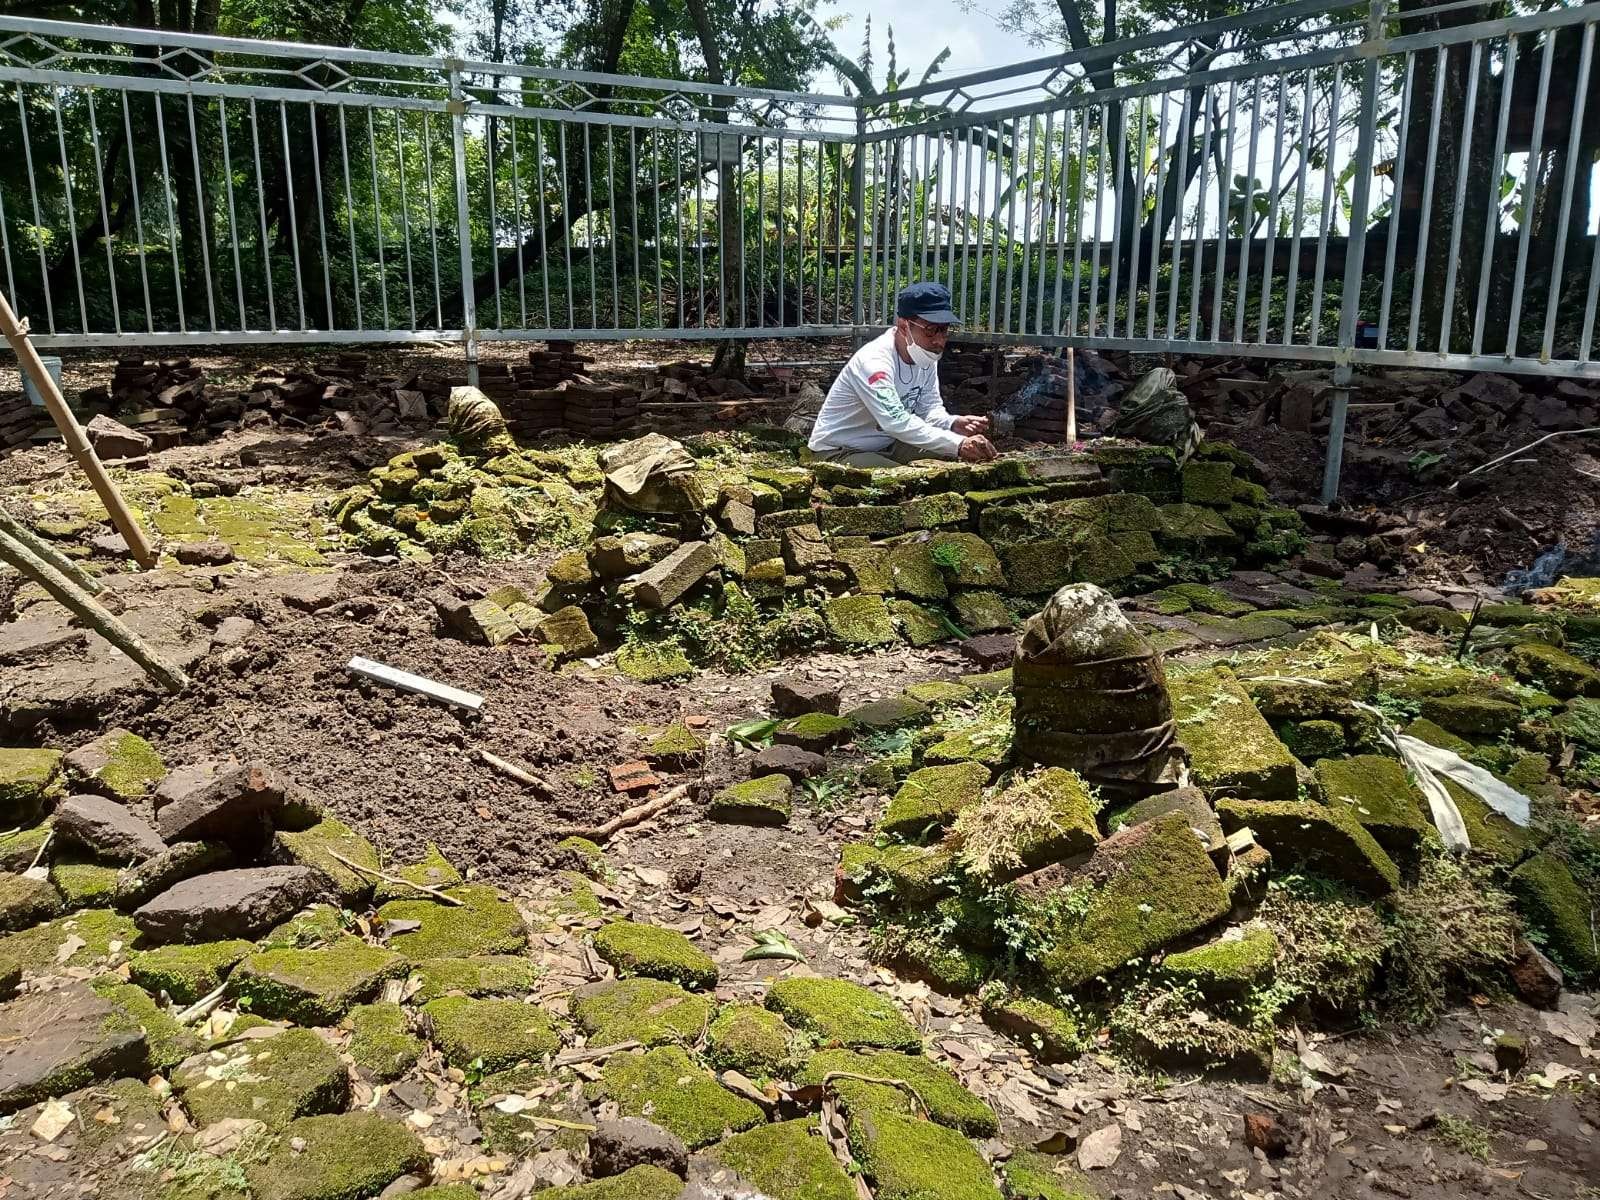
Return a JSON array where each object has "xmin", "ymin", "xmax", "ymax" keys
[
  {"xmin": 329, "ymin": 850, "xmax": 465, "ymax": 906},
  {"xmin": 477, "ymin": 748, "xmax": 555, "ymax": 795},
  {"xmin": 553, "ymin": 1040, "xmax": 642, "ymax": 1066},
  {"xmin": 22, "ymin": 829, "xmax": 52, "ymax": 880},
  {"xmin": 551, "ymin": 784, "xmax": 689, "ymax": 841},
  {"xmin": 0, "ymin": 511, "xmax": 103, "ymax": 594},
  {"xmin": 1449, "ymin": 426, "xmax": 1600, "ymax": 489},
  {"xmin": 820, "ymin": 1070, "xmax": 929, "ymax": 1118},
  {"xmin": 176, "ymin": 982, "xmax": 228, "ymax": 1024}
]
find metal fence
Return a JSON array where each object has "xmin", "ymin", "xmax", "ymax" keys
[{"xmin": 4, "ymin": 1, "xmax": 1600, "ymax": 496}]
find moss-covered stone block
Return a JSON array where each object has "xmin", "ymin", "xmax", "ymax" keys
[
  {"xmin": 880, "ymin": 762, "xmax": 990, "ymax": 839},
  {"xmin": 0, "ymin": 748, "xmax": 62, "ymax": 826},
  {"xmin": 376, "ymin": 884, "xmax": 527, "ymax": 959},
  {"xmin": 616, "ymin": 641, "xmax": 695, "ymax": 683},
  {"xmin": 423, "ymin": 995, "xmax": 561, "ymax": 1070},
  {"xmin": 571, "ymin": 976, "xmax": 712, "ymax": 1047},
  {"xmin": 799, "ymin": 1047, "xmax": 997, "ymax": 1135},
  {"xmin": 372, "ymin": 843, "xmax": 463, "ymax": 906},
  {"xmin": 847, "ymin": 1109, "xmax": 1002, "ymax": 1200},
  {"xmin": 765, "ymin": 977, "xmax": 921, "ymax": 1051},
  {"xmin": 49, "ymin": 860, "xmax": 120, "ymax": 909},
  {"xmin": 537, "ymin": 605, "xmax": 601, "ymax": 660},
  {"xmin": 961, "ymin": 768, "xmax": 1101, "ymax": 876},
  {"xmin": 901, "ymin": 492, "xmax": 971, "ymax": 530},
  {"xmin": 952, "ymin": 590, "xmax": 1013, "ymax": 633},
  {"xmin": 709, "ymin": 774, "xmax": 793, "ymax": 827},
  {"xmin": 1156, "ymin": 503, "xmax": 1237, "ymax": 545},
  {"xmin": 602, "ymin": 1045, "xmax": 763, "ymax": 1148},
  {"xmin": 775, "ymin": 712, "xmax": 856, "ymax": 752},
  {"xmin": 1555, "ymin": 697, "xmax": 1600, "ymax": 751},
  {"xmin": 644, "ymin": 722, "xmax": 706, "ymax": 771},
  {"xmin": 1170, "ymin": 667, "xmax": 1300, "ymax": 801},
  {"xmin": 979, "ymin": 991, "xmax": 1083, "ymax": 1063},
  {"xmin": 1217, "ymin": 798, "xmax": 1400, "ymax": 896},
  {"xmin": 1419, "ymin": 694, "xmax": 1523, "ymax": 738},
  {"xmin": 708, "ymin": 1118, "xmax": 857, "ymax": 1200},
  {"xmin": 248, "ymin": 1112, "xmax": 427, "ymax": 1200},
  {"xmin": 1001, "ymin": 1150, "xmax": 1102, "ymax": 1200},
  {"xmin": 0, "ymin": 822, "xmax": 51, "ymax": 875},
  {"xmin": 820, "ymin": 505, "xmax": 904, "ymax": 537},
  {"xmin": 173, "ymin": 1027, "xmax": 347, "ymax": 1130},
  {"xmin": 409, "ymin": 955, "xmax": 540, "ymax": 1003},
  {"xmin": 1156, "ymin": 583, "xmax": 1251, "ymax": 616},
  {"xmin": 904, "ymin": 680, "xmax": 978, "ymax": 709},
  {"xmin": 1510, "ymin": 853, "xmax": 1599, "ymax": 980},
  {"xmin": 888, "ymin": 542, "xmax": 949, "ymax": 601},
  {"xmin": 1506, "ymin": 642, "xmax": 1600, "ymax": 698},
  {"xmin": 64, "ymin": 729, "xmax": 165, "ymax": 801},
  {"xmin": 1311, "ymin": 755, "xmax": 1428, "ymax": 863},
  {"xmin": 555, "ymin": 835, "xmax": 608, "ymax": 880},
  {"xmin": 921, "ymin": 718, "xmax": 1012, "ymax": 771},
  {"xmin": 875, "ymin": 843, "xmax": 961, "ymax": 905},
  {"xmin": 1181, "ymin": 460, "xmax": 1237, "ymax": 505},
  {"xmin": 270, "ymin": 817, "xmax": 379, "ymax": 907},
  {"xmin": 706, "ymin": 1002, "xmax": 792, "ymax": 1076},
  {"xmin": 836, "ymin": 546, "xmax": 894, "ymax": 595},
  {"xmin": 824, "ymin": 594, "xmax": 900, "ymax": 646},
  {"xmin": 345, "ymin": 1001, "xmax": 423, "ymax": 1081},
  {"xmin": 129, "ymin": 939, "xmax": 252, "ymax": 1004},
  {"xmin": 1000, "ymin": 538, "xmax": 1077, "ymax": 596},
  {"xmin": 927, "ymin": 533, "xmax": 1005, "ymax": 590},
  {"xmin": 0, "ymin": 907, "xmax": 138, "ymax": 973},
  {"xmin": 1397, "ymin": 605, "xmax": 1468, "ymax": 635},
  {"xmin": 1280, "ymin": 719, "xmax": 1346, "ymax": 761},
  {"xmin": 593, "ymin": 919, "xmax": 717, "ymax": 990},
  {"xmin": 1158, "ymin": 926, "xmax": 1277, "ymax": 998},
  {"xmin": 90, "ymin": 976, "xmax": 199, "ymax": 1071},
  {"xmin": 0, "ymin": 871, "xmax": 62, "ymax": 931},
  {"xmin": 1034, "ymin": 812, "xmax": 1231, "ymax": 989},
  {"xmin": 848, "ymin": 694, "xmax": 933, "ymax": 731},
  {"xmin": 529, "ymin": 1165, "xmax": 684, "ymax": 1200},
  {"xmin": 230, "ymin": 935, "xmax": 407, "ymax": 1025}
]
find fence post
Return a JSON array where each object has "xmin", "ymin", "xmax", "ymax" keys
[
  {"xmin": 852, "ymin": 106, "xmax": 868, "ymax": 340},
  {"xmin": 448, "ymin": 62, "xmax": 479, "ymax": 387},
  {"xmin": 1321, "ymin": 0, "xmax": 1387, "ymax": 504}
]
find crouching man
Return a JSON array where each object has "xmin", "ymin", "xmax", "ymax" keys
[{"xmin": 808, "ymin": 282, "xmax": 996, "ymax": 467}]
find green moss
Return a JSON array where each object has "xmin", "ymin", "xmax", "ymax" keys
[
  {"xmin": 950, "ymin": 591, "xmax": 1013, "ymax": 633},
  {"xmin": 922, "ymin": 721, "xmax": 1012, "ymax": 770},
  {"xmin": 1217, "ymin": 798, "xmax": 1400, "ymax": 896},
  {"xmin": 345, "ymin": 1001, "xmax": 423, "ymax": 1081},
  {"xmin": 592, "ymin": 920, "xmax": 718, "ymax": 990},
  {"xmin": 874, "ymin": 843, "xmax": 961, "ymax": 905},
  {"xmin": 998, "ymin": 538, "xmax": 1076, "ymax": 595},
  {"xmin": 979, "ymin": 991, "xmax": 1084, "ymax": 1062},
  {"xmin": 824, "ymin": 593, "xmax": 901, "ymax": 646},
  {"xmin": 888, "ymin": 542, "xmax": 949, "ymax": 600},
  {"xmin": 1169, "ymin": 666, "xmax": 1299, "ymax": 800},
  {"xmin": 50, "ymin": 859, "xmax": 121, "ymax": 909},
  {"xmin": 706, "ymin": 1003, "xmax": 792, "ymax": 1076},
  {"xmin": 955, "ymin": 768, "xmax": 1101, "ymax": 879},
  {"xmin": 602, "ymin": 1045, "xmax": 763, "ymax": 1148},
  {"xmin": 530, "ymin": 1166, "xmax": 685, "ymax": 1200},
  {"xmin": 616, "ymin": 641, "xmax": 696, "ymax": 682},
  {"xmin": 371, "ymin": 843, "xmax": 463, "ymax": 905},
  {"xmin": 91, "ymin": 976, "xmax": 200, "ymax": 1071},
  {"xmin": 261, "ymin": 904, "xmax": 347, "ymax": 951},
  {"xmin": 248, "ymin": 1112, "xmax": 426, "ymax": 1200},
  {"xmin": 645, "ymin": 722, "xmax": 706, "ymax": 769},
  {"xmin": 1402, "ymin": 716, "xmax": 1475, "ymax": 757},
  {"xmin": 85, "ymin": 732, "xmax": 166, "ymax": 800},
  {"xmin": 1510, "ymin": 853, "xmax": 1599, "ymax": 980},
  {"xmin": 271, "ymin": 817, "xmax": 380, "ymax": 907},
  {"xmin": 129, "ymin": 939, "xmax": 253, "ymax": 1004},
  {"xmin": 880, "ymin": 762, "xmax": 990, "ymax": 838},
  {"xmin": 847, "ymin": 695, "xmax": 933, "ymax": 731},
  {"xmin": 709, "ymin": 774, "xmax": 793, "ymax": 826},
  {"xmin": 571, "ymin": 976, "xmax": 712, "ymax": 1047},
  {"xmin": 1001, "ymin": 1150, "xmax": 1101, "ymax": 1200},
  {"xmin": 1505, "ymin": 642, "xmax": 1600, "ymax": 698},
  {"xmin": 423, "ymin": 995, "xmax": 561, "ymax": 1070},
  {"xmin": 1555, "ymin": 698, "xmax": 1600, "ymax": 750},
  {"xmin": 820, "ymin": 504, "xmax": 904, "ymax": 536},
  {"xmin": 409, "ymin": 955, "xmax": 540, "ymax": 1003},
  {"xmin": 765, "ymin": 977, "xmax": 921, "ymax": 1051},
  {"xmin": 0, "ymin": 906, "xmax": 138, "ymax": 973},
  {"xmin": 1159, "ymin": 583, "xmax": 1252, "ymax": 616},
  {"xmin": 0, "ymin": 872, "xmax": 63, "ymax": 931},
  {"xmin": 847, "ymin": 1109, "xmax": 1001, "ymax": 1200},
  {"xmin": 537, "ymin": 606, "xmax": 600, "ymax": 660},
  {"xmin": 376, "ymin": 884, "xmax": 528, "ymax": 959},
  {"xmin": 1419, "ymin": 694, "xmax": 1522, "ymax": 738},
  {"xmin": 903, "ymin": 681, "xmax": 978, "ymax": 710},
  {"xmin": 1156, "ymin": 503, "xmax": 1237, "ymax": 545},
  {"xmin": 0, "ymin": 822, "xmax": 51, "ymax": 874},
  {"xmin": 230, "ymin": 935, "xmax": 407, "ymax": 1025},
  {"xmin": 775, "ymin": 712, "xmax": 856, "ymax": 752},
  {"xmin": 555, "ymin": 836, "xmax": 608, "ymax": 880},
  {"xmin": 0, "ymin": 747, "xmax": 62, "ymax": 824},
  {"xmin": 1159, "ymin": 927, "xmax": 1278, "ymax": 997},
  {"xmin": 799, "ymin": 1047, "xmax": 997, "ymax": 1135},
  {"xmin": 173, "ymin": 1027, "xmax": 347, "ymax": 1129},
  {"xmin": 705, "ymin": 1118, "xmax": 855, "ymax": 1200},
  {"xmin": 1036, "ymin": 811, "xmax": 1232, "ymax": 989},
  {"xmin": 1312, "ymin": 755, "xmax": 1428, "ymax": 861}
]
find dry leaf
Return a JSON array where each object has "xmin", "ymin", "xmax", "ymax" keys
[
  {"xmin": 1078, "ymin": 1122, "xmax": 1122, "ymax": 1169},
  {"xmin": 30, "ymin": 1100, "xmax": 72, "ymax": 1142},
  {"xmin": 1540, "ymin": 1009, "xmax": 1596, "ymax": 1049},
  {"xmin": 1458, "ymin": 1078, "xmax": 1508, "ymax": 1103},
  {"xmin": 634, "ymin": 867, "xmax": 670, "ymax": 888},
  {"xmin": 193, "ymin": 1117, "xmax": 265, "ymax": 1156}
]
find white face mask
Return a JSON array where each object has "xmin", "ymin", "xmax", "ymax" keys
[{"xmin": 905, "ymin": 337, "xmax": 942, "ymax": 369}]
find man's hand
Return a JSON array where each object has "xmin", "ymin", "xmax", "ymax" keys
[
  {"xmin": 952, "ymin": 414, "xmax": 991, "ymax": 436},
  {"xmin": 958, "ymin": 435, "xmax": 998, "ymax": 463}
]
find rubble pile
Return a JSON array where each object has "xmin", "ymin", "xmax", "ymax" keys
[
  {"xmin": 80, "ymin": 354, "xmax": 450, "ymax": 449},
  {"xmin": 636, "ymin": 361, "xmax": 796, "ymax": 436},
  {"xmin": 524, "ymin": 431, "xmax": 1306, "ymax": 672},
  {"xmin": 792, "ymin": 579, "xmax": 1600, "ymax": 1078}
]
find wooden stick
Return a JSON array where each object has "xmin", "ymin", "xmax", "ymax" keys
[
  {"xmin": 0, "ymin": 511, "xmax": 103, "ymax": 594},
  {"xmin": 328, "ymin": 850, "xmax": 465, "ymax": 905},
  {"xmin": 552, "ymin": 1040, "xmax": 642, "ymax": 1066},
  {"xmin": 1449, "ymin": 425, "xmax": 1600, "ymax": 489},
  {"xmin": 477, "ymin": 748, "xmax": 555, "ymax": 795},
  {"xmin": 176, "ymin": 982, "xmax": 228, "ymax": 1025},
  {"xmin": 0, "ymin": 289, "xmax": 157, "ymax": 568},
  {"xmin": 0, "ymin": 528, "xmax": 188, "ymax": 692},
  {"xmin": 1065, "ymin": 347, "xmax": 1077, "ymax": 445},
  {"xmin": 551, "ymin": 783, "xmax": 689, "ymax": 841}
]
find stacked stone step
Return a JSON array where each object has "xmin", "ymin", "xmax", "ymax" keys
[
  {"xmin": 0, "ymin": 391, "xmax": 40, "ymax": 451},
  {"xmin": 563, "ymin": 380, "xmax": 640, "ymax": 438}
]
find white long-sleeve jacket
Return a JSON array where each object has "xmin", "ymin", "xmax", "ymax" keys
[{"xmin": 807, "ymin": 328, "xmax": 963, "ymax": 458}]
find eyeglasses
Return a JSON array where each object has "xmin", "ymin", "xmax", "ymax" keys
[{"xmin": 906, "ymin": 318, "xmax": 950, "ymax": 341}]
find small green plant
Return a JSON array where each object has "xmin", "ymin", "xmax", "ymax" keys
[
  {"xmin": 726, "ymin": 718, "xmax": 780, "ymax": 750},
  {"xmin": 1432, "ymin": 1113, "xmax": 1491, "ymax": 1161},
  {"xmin": 464, "ymin": 1055, "xmax": 488, "ymax": 1107},
  {"xmin": 570, "ymin": 765, "xmax": 599, "ymax": 791},
  {"xmin": 801, "ymin": 776, "xmax": 846, "ymax": 809}
]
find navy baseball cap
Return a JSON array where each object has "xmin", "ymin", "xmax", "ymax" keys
[{"xmin": 897, "ymin": 282, "xmax": 959, "ymax": 325}]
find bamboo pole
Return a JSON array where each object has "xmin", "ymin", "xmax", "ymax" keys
[
  {"xmin": 0, "ymin": 510, "xmax": 103, "ymax": 593},
  {"xmin": 0, "ymin": 289, "xmax": 157, "ymax": 568},
  {"xmin": 0, "ymin": 527, "xmax": 187, "ymax": 692},
  {"xmin": 1065, "ymin": 347, "xmax": 1077, "ymax": 444}
]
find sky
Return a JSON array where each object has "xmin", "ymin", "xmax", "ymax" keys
[{"xmin": 820, "ymin": 0, "xmax": 1051, "ymax": 90}]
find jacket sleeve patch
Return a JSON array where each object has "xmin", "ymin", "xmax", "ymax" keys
[{"xmin": 866, "ymin": 370, "xmax": 890, "ymax": 385}]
